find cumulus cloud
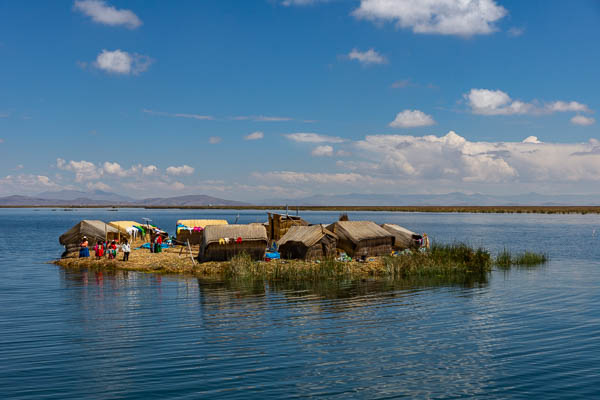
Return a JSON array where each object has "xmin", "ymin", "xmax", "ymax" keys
[
  {"xmin": 166, "ymin": 165, "xmax": 195, "ymax": 176},
  {"xmin": 0, "ymin": 174, "xmax": 59, "ymax": 194},
  {"xmin": 143, "ymin": 109, "xmax": 213, "ymax": 120},
  {"xmin": 57, "ymin": 158, "xmax": 162, "ymax": 182},
  {"xmin": 571, "ymin": 115, "xmax": 596, "ymax": 126},
  {"xmin": 74, "ymin": 0, "xmax": 142, "ymax": 29},
  {"xmin": 57, "ymin": 158, "xmax": 101, "ymax": 181},
  {"xmin": 142, "ymin": 165, "xmax": 158, "ymax": 175},
  {"xmin": 466, "ymin": 89, "xmax": 592, "ymax": 116},
  {"xmin": 389, "ymin": 109, "xmax": 436, "ymax": 128},
  {"xmin": 245, "ymin": 131, "xmax": 264, "ymax": 140},
  {"xmin": 353, "ymin": 0, "xmax": 507, "ymax": 37},
  {"xmin": 354, "ymin": 131, "xmax": 600, "ymax": 183},
  {"xmin": 348, "ymin": 48, "xmax": 387, "ymax": 65},
  {"xmin": 209, "ymin": 136, "xmax": 222, "ymax": 144},
  {"xmin": 522, "ymin": 136, "xmax": 541, "ymax": 144},
  {"xmin": 312, "ymin": 145, "xmax": 334, "ymax": 156},
  {"xmin": 284, "ymin": 133, "xmax": 345, "ymax": 143},
  {"xmin": 94, "ymin": 49, "xmax": 153, "ymax": 75},
  {"xmin": 103, "ymin": 161, "xmax": 127, "ymax": 176}
]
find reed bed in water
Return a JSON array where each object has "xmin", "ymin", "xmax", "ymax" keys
[{"xmin": 495, "ymin": 248, "xmax": 549, "ymax": 268}]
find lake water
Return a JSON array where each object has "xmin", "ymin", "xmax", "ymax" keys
[{"xmin": 1, "ymin": 208, "xmax": 600, "ymax": 399}]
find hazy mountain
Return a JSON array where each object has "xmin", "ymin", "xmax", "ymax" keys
[
  {"xmin": 264, "ymin": 192, "xmax": 600, "ymax": 206},
  {"xmin": 140, "ymin": 195, "xmax": 248, "ymax": 206},
  {"xmin": 0, "ymin": 193, "xmax": 247, "ymax": 206},
  {"xmin": 37, "ymin": 189, "xmax": 135, "ymax": 202}
]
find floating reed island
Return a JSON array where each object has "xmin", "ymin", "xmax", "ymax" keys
[{"xmin": 54, "ymin": 213, "xmax": 548, "ymax": 281}]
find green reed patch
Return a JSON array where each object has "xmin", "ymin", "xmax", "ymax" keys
[{"xmin": 494, "ymin": 248, "xmax": 548, "ymax": 268}]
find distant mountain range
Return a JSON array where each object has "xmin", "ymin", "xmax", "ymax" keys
[
  {"xmin": 263, "ymin": 192, "xmax": 600, "ymax": 206},
  {"xmin": 0, "ymin": 190, "xmax": 598, "ymax": 207},
  {"xmin": 0, "ymin": 190, "xmax": 247, "ymax": 206}
]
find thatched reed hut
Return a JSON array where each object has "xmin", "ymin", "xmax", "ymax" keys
[
  {"xmin": 267, "ymin": 213, "xmax": 308, "ymax": 242},
  {"xmin": 278, "ymin": 225, "xmax": 338, "ymax": 260},
  {"xmin": 199, "ymin": 224, "xmax": 268, "ymax": 262},
  {"xmin": 381, "ymin": 224, "xmax": 424, "ymax": 250},
  {"xmin": 108, "ymin": 220, "xmax": 161, "ymax": 243},
  {"xmin": 176, "ymin": 219, "xmax": 228, "ymax": 245},
  {"xmin": 326, "ymin": 221, "xmax": 394, "ymax": 257},
  {"xmin": 59, "ymin": 220, "xmax": 119, "ymax": 255}
]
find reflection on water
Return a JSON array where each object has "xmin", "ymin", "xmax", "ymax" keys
[{"xmin": 2, "ymin": 209, "xmax": 600, "ymax": 399}]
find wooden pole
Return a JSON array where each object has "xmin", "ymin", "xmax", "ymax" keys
[{"xmin": 187, "ymin": 239, "xmax": 196, "ymax": 265}]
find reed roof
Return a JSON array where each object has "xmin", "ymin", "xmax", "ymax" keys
[
  {"xmin": 278, "ymin": 225, "xmax": 337, "ymax": 247},
  {"xmin": 203, "ymin": 224, "xmax": 268, "ymax": 245},
  {"xmin": 327, "ymin": 221, "xmax": 393, "ymax": 244},
  {"xmin": 381, "ymin": 224, "xmax": 420, "ymax": 238},
  {"xmin": 59, "ymin": 220, "xmax": 118, "ymax": 245}
]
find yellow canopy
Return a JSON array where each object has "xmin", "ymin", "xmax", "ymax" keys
[
  {"xmin": 108, "ymin": 221, "xmax": 145, "ymax": 234},
  {"xmin": 176, "ymin": 219, "xmax": 228, "ymax": 233}
]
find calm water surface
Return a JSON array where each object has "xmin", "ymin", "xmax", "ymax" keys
[{"xmin": 1, "ymin": 208, "xmax": 600, "ymax": 399}]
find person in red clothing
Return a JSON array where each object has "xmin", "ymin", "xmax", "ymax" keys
[{"xmin": 94, "ymin": 242, "xmax": 104, "ymax": 259}]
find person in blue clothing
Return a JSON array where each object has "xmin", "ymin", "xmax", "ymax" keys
[{"xmin": 79, "ymin": 236, "xmax": 90, "ymax": 258}]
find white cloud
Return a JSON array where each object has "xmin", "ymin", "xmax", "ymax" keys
[
  {"xmin": 522, "ymin": 136, "xmax": 541, "ymax": 144},
  {"xmin": 354, "ymin": 131, "xmax": 600, "ymax": 183},
  {"xmin": 0, "ymin": 174, "xmax": 60, "ymax": 195},
  {"xmin": 348, "ymin": 48, "xmax": 387, "ymax": 65},
  {"xmin": 571, "ymin": 115, "xmax": 596, "ymax": 126},
  {"xmin": 389, "ymin": 109, "xmax": 436, "ymax": 128},
  {"xmin": 103, "ymin": 161, "xmax": 127, "ymax": 176},
  {"xmin": 253, "ymin": 171, "xmax": 393, "ymax": 186},
  {"xmin": 94, "ymin": 49, "xmax": 153, "ymax": 75},
  {"xmin": 232, "ymin": 115, "xmax": 293, "ymax": 122},
  {"xmin": 142, "ymin": 165, "xmax": 158, "ymax": 175},
  {"xmin": 57, "ymin": 158, "xmax": 101, "ymax": 181},
  {"xmin": 245, "ymin": 131, "xmax": 264, "ymax": 140},
  {"xmin": 391, "ymin": 79, "xmax": 412, "ymax": 89},
  {"xmin": 143, "ymin": 109, "xmax": 213, "ymax": 120},
  {"xmin": 281, "ymin": 0, "xmax": 325, "ymax": 5},
  {"xmin": 466, "ymin": 89, "xmax": 592, "ymax": 116},
  {"xmin": 209, "ymin": 136, "xmax": 222, "ymax": 144},
  {"xmin": 284, "ymin": 133, "xmax": 345, "ymax": 143},
  {"xmin": 353, "ymin": 0, "xmax": 507, "ymax": 37},
  {"xmin": 507, "ymin": 27, "xmax": 525, "ymax": 37},
  {"xmin": 58, "ymin": 158, "xmax": 162, "ymax": 182},
  {"xmin": 74, "ymin": 0, "xmax": 142, "ymax": 29},
  {"xmin": 166, "ymin": 165, "xmax": 195, "ymax": 176},
  {"xmin": 312, "ymin": 145, "xmax": 334, "ymax": 157}
]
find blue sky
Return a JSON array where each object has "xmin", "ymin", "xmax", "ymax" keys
[{"xmin": 1, "ymin": 0, "xmax": 599, "ymax": 200}]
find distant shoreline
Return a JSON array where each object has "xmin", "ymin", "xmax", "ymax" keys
[{"xmin": 3, "ymin": 205, "xmax": 600, "ymax": 214}]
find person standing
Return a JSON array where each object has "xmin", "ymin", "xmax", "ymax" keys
[
  {"xmin": 121, "ymin": 239, "xmax": 131, "ymax": 261},
  {"xmin": 94, "ymin": 242, "xmax": 104, "ymax": 259},
  {"xmin": 79, "ymin": 236, "xmax": 90, "ymax": 258}
]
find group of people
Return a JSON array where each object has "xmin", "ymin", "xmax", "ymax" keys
[{"xmin": 78, "ymin": 236, "xmax": 131, "ymax": 261}]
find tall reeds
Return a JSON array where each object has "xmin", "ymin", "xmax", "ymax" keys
[{"xmin": 494, "ymin": 248, "xmax": 548, "ymax": 268}]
